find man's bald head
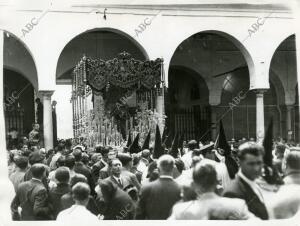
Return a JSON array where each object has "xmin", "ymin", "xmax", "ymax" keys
[{"xmin": 157, "ymin": 154, "xmax": 175, "ymax": 176}]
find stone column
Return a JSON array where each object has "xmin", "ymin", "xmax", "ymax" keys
[
  {"xmin": 296, "ymin": 6, "xmax": 300, "ymax": 142},
  {"xmin": 0, "ymin": 29, "xmax": 15, "ymax": 223},
  {"xmin": 286, "ymin": 105, "xmax": 293, "ymax": 141},
  {"xmin": 156, "ymin": 92, "xmax": 165, "ymax": 133},
  {"xmin": 255, "ymin": 89, "xmax": 266, "ymax": 142},
  {"xmin": 40, "ymin": 91, "xmax": 54, "ymax": 150},
  {"xmin": 210, "ymin": 105, "xmax": 218, "ymax": 140}
]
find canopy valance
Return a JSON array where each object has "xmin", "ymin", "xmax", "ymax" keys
[{"xmin": 72, "ymin": 52, "xmax": 163, "ymax": 97}]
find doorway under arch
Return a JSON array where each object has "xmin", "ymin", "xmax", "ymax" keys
[{"xmin": 4, "ymin": 68, "xmax": 35, "ymax": 148}]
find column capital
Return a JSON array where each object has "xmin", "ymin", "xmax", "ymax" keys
[
  {"xmin": 39, "ymin": 90, "xmax": 54, "ymax": 100},
  {"xmin": 254, "ymin": 89, "xmax": 268, "ymax": 95},
  {"xmin": 39, "ymin": 90, "xmax": 54, "ymax": 96}
]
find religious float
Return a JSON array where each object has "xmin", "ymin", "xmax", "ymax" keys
[{"xmin": 71, "ymin": 52, "xmax": 166, "ymax": 148}]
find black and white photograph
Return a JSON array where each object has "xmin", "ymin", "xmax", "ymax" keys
[{"xmin": 0, "ymin": 0, "xmax": 300, "ymax": 223}]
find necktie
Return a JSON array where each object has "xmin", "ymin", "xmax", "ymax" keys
[{"xmin": 118, "ymin": 178, "xmax": 122, "ymax": 187}]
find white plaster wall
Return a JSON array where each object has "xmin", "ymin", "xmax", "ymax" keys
[{"xmin": 0, "ymin": 2, "xmax": 295, "ymax": 92}]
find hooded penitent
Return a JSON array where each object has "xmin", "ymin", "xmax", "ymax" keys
[
  {"xmin": 263, "ymin": 118, "xmax": 283, "ymax": 185},
  {"xmin": 128, "ymin": 133, "xmax": 141, "ymax": 154},
  {"xmin": 153, "ymin": 125, "xmax": 164, "ymax": 159},
  {"xmin": 162, "ymin": 127, "xmax": 168, "ymax": 144},
  {"xmin": 215, "ymin": 120, "xmax": 239, "ymax": 179},
  {"xmin": 126, "ymin": 133, "xmax": 132, "ymax": 148},
  {"xmin": 163, "ymin": 131, "xmax": 174, "ymax": 149},
  {"xmin": 142, "ymin": 131, "xmax": 151, "ymax": 150}
]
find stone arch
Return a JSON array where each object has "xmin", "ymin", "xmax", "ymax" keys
[
  {"xmin": 55, "ymin": 27, "xmax": 149, "ymax": 80},
  {"xmin": 167, "ymin": 30, "xmax": 254, "ymax": 88},
  {"xmin": 3, "ymin": 31, "xmax": 38, "ymax": 90}
]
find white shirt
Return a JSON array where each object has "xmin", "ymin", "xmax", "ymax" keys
[
  {"xmin": 160, "ymin": 175, "xmax": 173, "ymax": 179},
  {"xmin": 137, "ymin": 159, "xmax": 148, "ymax": 174},
  {"xmin": 57, "ymin": 204, "xmax": 99, "ymax": 223},
  {"xmin": 181, "ymin": 151, "xmax": 193, "ymax": 169},
  {"xmin": 238, "ymin": 170, "xmax": 264, "ymax": 203},
  {"xmin": 113, "ymin": 175, "xmax": 123, "ymax": 186},
  {"xmin": 49, "ymin": 152, "xmax": 62, "ymax": 170},
  {"xmin": 214, "ymin": 151, "xmax": 225, "ymax": 163}
]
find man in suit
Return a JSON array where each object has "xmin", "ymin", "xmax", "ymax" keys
[
  {"xmin": 268, "ymin": 150, "xmax": 300, "ymax": 219},
  {"xmin": 273, "ymin": 143, "xmax": 286, "ymax": 175},
  {"xmin": 103, "ymin": 158, "xmax": 131, "ymax": 189},
  {"xmin": 169, "ymin": 162, "xmax": 256, "ymax": 220},
  {"xmin": 24, "ymin": 150, "xmax": 50, "ymax": 192},
  {"xmin": 9, "ymin": 156, "xmax": 28, "ymax": 192},
  {"xmin": 137, "ymin": 154, "xmax": 181, "ymax": 219},
  {"xmin": 49, "ymin": 167, "xmax": 71, "ymax": 219},
  {"xmin": 90, "ymin": 152, "xmax": 106, "ymax": 184},
  {"xmin": 118, "ymin": 153, "xmax": 141, "ymax": 191},
  {"xmin": 73, "ymin": 149, "xmax": 95, "ymax": 195},
  {"xmin": 11, "ymin": 163, "xmax": 53, "ymax": 220},
  {"xmin": 223, "ymin": 142, "xmax": 269, "ymax": 219}
]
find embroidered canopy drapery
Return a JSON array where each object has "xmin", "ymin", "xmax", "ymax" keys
[{"xmin": 73, "ymin": 51, "xmax": 163, "ymax": 96}]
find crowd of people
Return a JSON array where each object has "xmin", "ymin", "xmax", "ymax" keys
[{"xmin": 6, "ymin": 122, "xmax": 300, "ymax": 221}]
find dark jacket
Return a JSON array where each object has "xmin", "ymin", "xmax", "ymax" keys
[
  {"xmin": 121, "ymin": 170, "xmax": 141, "ymax": 191},
  {"xmin": 103, "ymin": 174, "xmax": 138, "ymax": 190},
  {"xmin": 99, "ymin": 165, "xmax": 110, "ymax": 180},
  {"xmin": 91, "ymin": 160, "xmax": 106, "ymax": 184},
  {"xmin": 24, "ymin": 165, "xmax": 50, "ymax": 191},
  {"xmin": 11, "ymin": 179, "xmax": 53, "ymax": 220},
  {"xmin": 103, "ymin": 187, "xmax": 135, "ymax": 220},
  {"xmin": 223, "ymin": 175, "xmax": 269, "ymax": 220},
  {"xmin": 74, "ymin": 162, "xmax": 95, "ymax": 195},
  {"xmin": 49, "ymin": 183, "xmax": 71, "ymax": 218},
  {"xmin": 137, "ymin": 177, "xmax": 181, "ymax": 219}
]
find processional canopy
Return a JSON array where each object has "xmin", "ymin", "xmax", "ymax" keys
[{"xmin": 72, "ymin": 52, "xmax": 165, "ymax": 147}]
